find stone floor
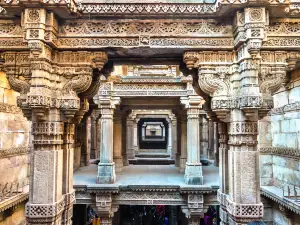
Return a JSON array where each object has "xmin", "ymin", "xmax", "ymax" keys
[{"xmin": 73, "ymin": 164, "xmax": 219, "ymax": 188}]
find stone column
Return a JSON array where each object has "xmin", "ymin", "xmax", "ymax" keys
[
  {"xmin": 171, "ymin": 118, "xmax": 177, "ymax": 160},
  {"xmin": 97, "ymin": 97, "xmax": 120, "ymax": 184},
  {"xmin": 126, "ymin": 116, "xmax": 135, "ymax": 159},
  {"xmin": 175, "ymin": 116, "xmax": 181, "ymax": 168},
  {"xmin": 180, "ymin": 113, "xmax": 187, "ymax": 173},
  {"xmin": 80, "ymin": 115, "xmax": 91, "ymax": 166},
  {"xmin": 207, "ymin": 118, "xmax": 215, "ymax": 160},
  {"xmin": 62, "ymin": 123, "xmax": 76, "ymax": 225},
  {"xmin": 217, "ymin": 122, "xmax": 229, "ymax": 225},
  {"xmin": 170, "ymin": 206, "xmax": 178, "ymax": 225},
  {"xmin": 90, "ymin": 112, "xmax": 97, "ymax": 159},
  {"xmin": 113, "ymin": 109, "xmax": 123, "ymax": 173},
  {"xmin": 122, "ymin": 111, "xmax": 129, "ymax": 166},
  {"xmin": 133, "ymin": 118, "xmax": 139, "ymax": 154},
  {"xmin": 181, "ymin": 96, "xmax": 203, "ymax": 185},
  {"xmin": 199, "ymin": 115, "xmax": 208, "ymax": 157},
  {"xmin": 26, "ymin": 113, "xmax": 65, "ymax": 224},
  {"xmin": 167, "ymin": 119, "xmax": 172, "ymax": 154},
  {"xmin": 96, "ymin": 117, "xmax": 101, "ymax": 159},
  {"xmin": 213, "ymin": 121, "xmax": 219, "ymax": 167}
]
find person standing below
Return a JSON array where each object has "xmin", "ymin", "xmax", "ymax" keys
[{"xmin": 92, "ymin": 215, "xmax": 100, "ymax": 225}]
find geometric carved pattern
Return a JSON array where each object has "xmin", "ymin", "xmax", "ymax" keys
[{"xmin": 25, "ymin": 198, "xmax": 65, "ymax": 218}]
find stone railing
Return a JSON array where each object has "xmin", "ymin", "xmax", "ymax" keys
[{"xmin": 282, "ymin": 185, "xmax": 300, "ymax": 202}]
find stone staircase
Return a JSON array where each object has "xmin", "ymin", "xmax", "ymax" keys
[{"xmin": 129, "ymin": 151, "xmax": 175, "ymax": 165}]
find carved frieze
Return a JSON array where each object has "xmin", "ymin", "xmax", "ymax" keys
[
  {"xmin": 113, "ymin": 192, "xmax": 185, "ymax": 205},
  {"xmin": 0, "ymin": 147, "xmax": 30, "ymax": 159},
  {"xmin": 259, "ymin": 147, "xmax": 300, "ymax": 158}
]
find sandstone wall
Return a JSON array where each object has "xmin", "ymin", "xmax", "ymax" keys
[
  {"xmin": 0, "ymin": 72, "xmax": 31, "ymax": 224},
  {"xmin": 259, "ymin": 69, "xmax": 300, "ymax": 188}
]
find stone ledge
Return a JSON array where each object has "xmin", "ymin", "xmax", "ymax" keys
[
  {"xmin": 259, "ymin": 147, "xmax": 300, "ymax": 158},
  {"xmin": 0, "ymin": 192, "xmax": 28, "ymax": 213},
  {"xmin": 0, "ymin": 146, "xmax": 31, "ymax": 159},
  {"xmin": 261, "ymin": 186, "xmax": 300, "ymax": 215}
]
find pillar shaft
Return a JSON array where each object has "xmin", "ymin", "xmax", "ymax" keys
[
  {"xmin": 126, "ymin": 119, "xmax": 135, "ymax": 159},
  {"xmin": 180, "ymin": 115, "xmax": 187, "ymax": 173},
  {"xmin": 97, "ymin": 108, "xmax": 116, "ymax": 183},
  {"xmin": 167, "ymin": 121, "xmax": 172, "ymax": 154},
  {"xmin": 62, "ymin": 123, "xmax": 75, "ymax": 225},
  {"xmin": 171, "ymin": 119, "xmax": 177, "ymax": 160},
  {"xmin": 26, "ymin": 109, "xmax": 65, "ymax": 224},
  {"xmin": 90, "ymin": 114, "xmax": 97, "ymax": 159},
  {"xmin": 133, "ymin": 120, "xmax": 139, "ymax": 154},
  {"xmin": 113, "ymin": 110, "xmax": 123, "ymax": 173},
  {"xmin": 185, "ymin": 107, "xmax": 203, "ymax": 184}
]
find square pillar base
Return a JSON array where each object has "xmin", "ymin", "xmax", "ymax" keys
[
  {"xmin": 180, "ymin": 157, "xmax": 187, "ymax": 173},
  {"xmin": 114, "ymin": 157, "xmax": 123, "ymax": 173},
  {"xmin": 127, "ymin": 149, "xmax": 135, "ymax": 159},
  {"xmin": 97, "ymin": 162, "xmax": 116, "ymax": 184},
  {"xmin": 184, "ymin": 163, "xmax": 203, "ymax": 185}
]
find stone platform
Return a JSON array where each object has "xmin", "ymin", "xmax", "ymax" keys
[{"xmin": 73, "ymin": 164, "xmax": 219, "ymax": 188}]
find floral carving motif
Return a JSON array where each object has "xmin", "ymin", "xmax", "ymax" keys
[{"xmin": 28, "ymin": 9, "xmax": 40, "ymax": 22}]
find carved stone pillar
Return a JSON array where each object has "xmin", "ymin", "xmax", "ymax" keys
[
  {"xmin": 113, "ymin": 108, "xmax": 123, "ymax": 173},
  {"xmin": 214, "ymin": 121, "xmax": 219, "ymax": 167},
  {"xmin": 181, "ymin": 96, "xmax": 203, "ymax": 185},
  {"xmin": 175, "ymin": 115, "xmax": 181, "ymax": 168},
  {"xmin": 1, "ymin": 7, "xmax": 108, "ymax": 223},
  {"xmin": 199, "ymin": 115, "xmax": 208, "ymax": 157},
  {"xmin": 171, "ymin": 118, "xmax": 177, "ymax": 160},
  {"xmin": 27, "ymin": 116, "xmax": 65, "ymax": 225},
  {"xmin": 90, "ymin": 112, "xmax": 97, "ymax": 159},
  {"xmin": 97, "ymin": 97, "xmax": 120, "ymax": 184},
  {"xmin": 62, "ymin": 123, "xmax": 76, "ymax": 225},
  {"xmin": 207, "ymin": 119, "xmax": 214, "ymax": 160},
  {"xmin": 180, "ymin": 113, "xmax": 187, "ymax": 173},
  {"xmin": 126, "ymin": 116, "xmax": 135, "ymax": 159},
  {"xmin": 96, "ymin": 117, "xmax": 101, "ymax": 159},
  {"xmin": 170, "ymin": 206, "xmax": 178, "ymax": 225},
  {"xmin": 122, "ymin": 110, "xmax": 129, "ymax": 166},
  {"xmin": 167, "ymin": 119, "xmax": 172, "ymax": 154},
  {"xmin": 181, "ymin": 194, "xmax": 204, "ymax": 225},
  {"xmin": 80, "ymin": 115, "xmax": 90, "ymax": 167},
  {"xmin": 94, "ymin": 193, "xmax": 118, "ymax": 225},
  {"xmin": 133, "ymin": 118, "xmax": 139, "ymax": 154},
  {"xmin": 217, "ymin": 122, "xmax": 229, "ymax": 225}
]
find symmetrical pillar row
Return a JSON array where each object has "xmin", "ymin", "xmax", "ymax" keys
[{"xmin": 181, "ymin": 96, "xmax": 204, "ymax": 185}]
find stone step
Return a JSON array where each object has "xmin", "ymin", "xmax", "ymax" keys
[
  {"xmin": 135, "ymin": 153, "xmax": 170, "ymax": 158},
  {"xmin": 129, "ymin": 158, "xmax": 175, "ymax": 165}
]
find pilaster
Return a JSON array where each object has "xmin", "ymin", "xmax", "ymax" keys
[
  {"xmin": 181, "ymin": 96, "xmax": 204, "ymax": 185},
  {"xmin": 181, "ymin": 194, "xmax": 204, "ymax": 225}
]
